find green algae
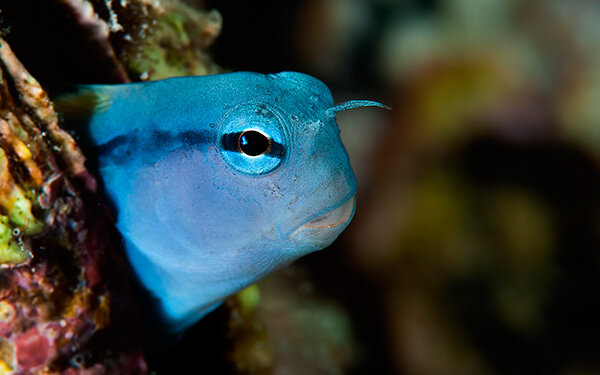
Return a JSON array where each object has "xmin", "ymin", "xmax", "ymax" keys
[
  {"xmin": 236, "ymin": 284, "xmax": 261, "ymax": 317},
  {"xmin": 0, "ymin": 146, "xmax": 42, "ymax": 266},
  {"xmin": 7, "ymin": 192, "xmax": 42, "ymax": 235},
  {"xmin": 123, "ymin": 5, "xmax": 222, "ymax": 80},
  {"xmin": 0, "ymin": 215, "xmax": 29, "ymax": 266}
]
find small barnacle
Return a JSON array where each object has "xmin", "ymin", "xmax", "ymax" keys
[
  {"xmin": 69, "ymin": 353, "xmax": 86, "ymax": 369},
  {"xmin": 0, "ymin": 215, "xmax": 29, "ymax": 266},
  {"xmin": 0, "ymin": 301, "xmax": 15, "ymax": 322}
]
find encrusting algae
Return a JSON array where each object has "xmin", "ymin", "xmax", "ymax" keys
[{"xmin": 0, "ymin": 39, "xmax": 147, "ymax": 374}]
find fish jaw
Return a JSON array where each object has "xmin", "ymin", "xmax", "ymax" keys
[{"xmin": 287, "ymin": 195, "xmax": 356, "ymax": 250}]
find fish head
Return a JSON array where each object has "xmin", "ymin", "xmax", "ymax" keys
[
  {"xmin": 218, "ymin": 72, "xmax": 358, "ymax": 255},
  {"xmin": 146, "ymin": 72, "xmax": 357, "ymax": 270},
  {"xmin": 110, "ymin": 72, "xmax": 380, "ymax": 328}
]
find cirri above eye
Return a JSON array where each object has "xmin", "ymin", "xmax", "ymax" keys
[{"xmin": 238, "ymin": 130, "xmax": 271, "ymax": 156}]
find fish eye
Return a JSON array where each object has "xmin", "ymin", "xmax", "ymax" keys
[
  {"xmin": 218, "ymin": 104, "xmax": 288, "ymax": 175},
  {"xmin": 220, "ymin": 128, "xmax": 287, "ymax": 175},
  {"xmin": 238, "ymin": 130, "xmax": 271, "ymax": 156}
]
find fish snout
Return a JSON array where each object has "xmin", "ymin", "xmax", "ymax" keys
[
  {"xmin": 288, "ymin": 194, "xmax": 356, "ymax": 250},
  {"xmin": 302, "ymin": 195, "xmax": 355, "ymax": 230}
]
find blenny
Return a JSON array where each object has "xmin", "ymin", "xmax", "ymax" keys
[{"xmin": 58, "ymin": 71, "xmax": 386, "ymax": 331}]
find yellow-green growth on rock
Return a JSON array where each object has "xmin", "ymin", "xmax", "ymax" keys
[{"xmin": 0, "ymin": 215, "xmax": 28, "ymax": 265}]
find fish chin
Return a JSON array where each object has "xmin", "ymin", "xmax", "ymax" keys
[{"xmin": 289, "ymin": 196, "xmax": 356, "ymax": 250}]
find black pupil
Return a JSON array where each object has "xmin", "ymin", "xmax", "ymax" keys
[{"xmin": 238, "ymin": 130, "xmax": 270, "ymax": 156}]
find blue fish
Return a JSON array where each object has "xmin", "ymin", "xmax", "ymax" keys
[{"xmin": 58, "ymin": 71, "xmax": 387, "ymax": 331}]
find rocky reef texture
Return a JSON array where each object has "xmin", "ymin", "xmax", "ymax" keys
[
  {"xmin": 0, "ymin": 39, "xmax": 147, "ymax": 374},
  {"xmin": 84, "ymin": 0, "xmax": 223, "ymax": 80},
  {"xmin": 226, "ymin": 269, "xmax": 358, "ymax": 375},
  {"xmin": 0, "ymin": 0, "xmax": 222, "ymax": 84}
]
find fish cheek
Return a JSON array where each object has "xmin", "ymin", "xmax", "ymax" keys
[{"xmin": 153, "ymin": 148, "xmax": 269, "ymax": 255}]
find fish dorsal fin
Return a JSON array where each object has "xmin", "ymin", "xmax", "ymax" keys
[
  {"xmin": 53, "ymin": 85, "xmax": 113, "ymax": 121},
  {"xmin": 52, "ymin": 85, "xmax": 117, "ymax": 154}
]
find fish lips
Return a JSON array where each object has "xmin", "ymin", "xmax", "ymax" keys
[{"xmin": 287, "ymin": 195, "xmax": 356, "ymax": 250}]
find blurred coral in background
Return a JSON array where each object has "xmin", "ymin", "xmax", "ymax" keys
[
  {"xmin": 210, "ymin": 0, "xmax": 600, "ymax": 374},
  {"xmin": 298, "ymin": 1, "xmax": 600, "ymax": 374}
]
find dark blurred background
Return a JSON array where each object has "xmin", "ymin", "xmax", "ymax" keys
[{"xmin": 204, "ymin": 0, "xmax": 600, "ymax": 374}]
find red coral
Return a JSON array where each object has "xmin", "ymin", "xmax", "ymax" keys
[{"xmin": 15, "ymin": 326, "xmax": 55, "ymax": 371}]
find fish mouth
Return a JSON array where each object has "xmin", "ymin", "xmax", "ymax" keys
[
  {"xmin": 286, "ymin": 195, "xmax": 355, "ymax": 248},
  {"xmin": 301, "ymin": 196, "xmax": 355, "ymax": 230}
]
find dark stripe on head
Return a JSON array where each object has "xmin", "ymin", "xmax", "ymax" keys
[{"xmin": 96, "ymin": 129, "xmax": 213, "ymax": 166}]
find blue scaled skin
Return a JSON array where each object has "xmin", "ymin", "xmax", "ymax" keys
[{"xmin": 68, "ymin": 72, "xmax": 384, "ymax": 331}]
